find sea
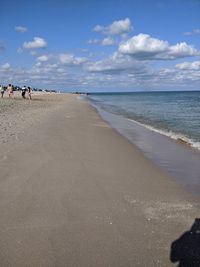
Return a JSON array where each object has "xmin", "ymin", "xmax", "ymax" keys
[{"xmin": 86, "ymin": 91, "xmax": 200, "ymax": 196}]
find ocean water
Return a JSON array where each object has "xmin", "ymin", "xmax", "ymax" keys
[
  {"xmin": 88, "ymin": 91, "xmax": 200, "ymax": 150},
  {"xmin": 87, "ymin": 91, "xmax": 200, "ymax": 196}
]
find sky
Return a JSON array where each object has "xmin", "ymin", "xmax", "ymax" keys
[{"xmin": 0, "ymin": 0, "xmax": 200, "ymax": 92}]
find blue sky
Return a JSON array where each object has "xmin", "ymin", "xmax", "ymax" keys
[{"xmin": 0, "ymin": 0, "xmax": 200, "ymax": 91}]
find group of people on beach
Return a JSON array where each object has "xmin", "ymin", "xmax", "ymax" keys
[{"xmin": 0, "ymin": 84, "xmax": 32, "ymax": 100}]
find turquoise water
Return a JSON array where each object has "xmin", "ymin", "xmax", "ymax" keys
[{"xmin": 88, "ymin": 91, "xmax": 200, "ymax": 150}]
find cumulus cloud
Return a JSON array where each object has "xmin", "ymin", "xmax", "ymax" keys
[
  {"xmin": 88, "ymin": 37, "xmax": 116, "ymax": 46},
  {"xmin": 23, "ymin": 37, "xmax": 47, "ymax": 49},
  {"xmin": 168, "ymin": 43, "xmax": 199, "ymax": 58},
  {"xmin": 119, "ymin": 33, "xmax": 199, "ymax": 60},
  {"xmin": 1, "ymin": 63, "xmax": 11, "ymax": 70},
  {"xmin": 59, "ymin": 53, "xmax": 87, "ymax": 65},
  {"xmin": 31, "ymin": 62, "xmax": 60, "ymax": 75},
  {"xmin": 15, "ymin": 26, "xmax": 28, "ymax": 33},
  {"xmin": 93, "ymin": 25, "xmax": 104, "ymax": 32},
  {"xmin": 85, "ymin": 52, "xmax": 145, "ymax": 74},
  {"xmin": 88, "ymin": 39, "xmax": 99, "ymax": 44},
  {"xmin": 184, "ymin": 28, "xmax": 200, "ymax": 35},
  {"xmin": 119, "ymin": 33, "xmax": 168, "ymax": 56},
  {"xmin": 176, "ymin": 61, "xmax": 200, "ymax": 70},
  {"xmin": 193, "ymin": 29, "xmax": 200, "ymax": 34},
  {"xmin": 1, "ymin": 29, "xmax": 199, "ymax": 91},
  {"xmin": 154, "ymin": 60, "xmax": 200, "ymax": 87},
  {"xmin": 93, "ymin": 18, "xmax": 133, "ymax": 36},
  {"xmin": 36, "ymin": 55, "xmax": 50, "ymax": 62},
  {"xmin": 102, "ymin": 37, "xmax": 116, "ymax": 46},
  {"xmin": 30, "ymin": 51, "xmax": 37, "ymax": 56},
  {"xmin": 1, "ymin": 57, "xmax": 199, "ymax": 91}
]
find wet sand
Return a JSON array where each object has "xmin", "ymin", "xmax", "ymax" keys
[
  {"xmin": 0, "ymin": 93, "xmax": 199, "ymax": 266},
  {"xmin": 95, "ymin": 107, "xmax": 200, "ymax": 197}
]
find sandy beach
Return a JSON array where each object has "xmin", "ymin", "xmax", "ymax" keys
[{"xmin": 0, "ymin": 93, "xmax": 199, "ymax": 266}]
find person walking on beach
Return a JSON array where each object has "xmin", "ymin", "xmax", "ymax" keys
[
  {"xmin": 0, "ymin": 85, "xmax": 5, "ymax": 98},
  {"xmin": 27, "ymin": 86, "xmax": 32, "ymax": 100},
  {"xmin": 7, "ymin": 84, "xmax": 14, "ymax": 98},
  {"xmin": 21, "ymin": 85, "xmax": 26, "ymax": 99}
]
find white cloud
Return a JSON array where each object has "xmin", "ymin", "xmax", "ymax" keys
[
  {"xmin": 183, "ymin": 32, "xmax": 192, "ymax": 36},
  {"xmin": 94, "ymin": 18, "xmax": 133, "ymax": 36},
  {"xmin": 59, "ymin": 53, "xmax": 87, "ymax": 65},
  {"xmin": 31, "ymin": 62, "xmax": 59, "ymax": 75},
  {"xmin": 193, "ymin": 29, "xmax": 200, "ymax": 34},
  {"xmin": 119, "ymin": 33, "xmax": 168, "ymax": 55},
  {"xmin": 88, "ymin": 39, "xmax": 99, "ymax": 44},
  {"xmin": 30, "ymin": 51, "xmax": 37, "ymax": 56},
  {"xmin": 59, "ymin": 53, "xmax": 75, "ymax": 64},
  {"xmin": 23, "ymin": 37, "xmax": 47, "ymax": 49},
  {"xmin": 168, "ymin": 42, "xmax": 199, "ymax": 58},
  {"xmin": 102, "ymin": 37, "xmax": 116, "ymax": 46},
  {"xmin": 36, "ymin": 55, "xmax": 50, "ymax": 62},
  {"xmin": 1, "ymin": 63, "xmax": 11, "ymax": 70},
  {"xmin": 15, "ymin": 26, "xmax": 28, "ymax": 33},
  {"xmin": 1, "ymin": 29, "xmax": 199, "ymax": 91},
  {"xmin": 176, "ymin": 61, "xmax": 200, "ymax": 70},
  {"xmin": 184, "ymin": 28, "xmax": 200, "ymax": 35},
  {"xmin": 108, "ymin": 18, "xmax": 133, "ymax": 35},
  {"xmin": 93, "ymin": 25, "xmax": 104, "ymax": 32},
  {"xmin": 119, "ymin": 33, "xmax": 199, "ymax": 60},
  {"xmin": 85, "ymin": 52, "xmax": 144, "ymax": 74},
  {"xmin": 88, "ymin": 37, "xmax": 116, "ymax": 46},
  {"xmin": 0, "ymin": 56, "xmax": 199, "ymax": 91},
  {"xmin": 153, "ymin": 61, "xmax": 200, "ymax": 86}
]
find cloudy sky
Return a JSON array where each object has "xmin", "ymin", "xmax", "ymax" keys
[{"xmin": 0, "ymin": 0, "xmax": 200, "ymax": 92}]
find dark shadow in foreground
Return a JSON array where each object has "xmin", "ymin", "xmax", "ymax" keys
[{"xmin": 170, "ymin": 218, "xmax": 200, "ymax": 267}]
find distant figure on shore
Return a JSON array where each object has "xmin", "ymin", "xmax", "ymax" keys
[
  {"xmin": 22, "ymin": 85, "xmax": 26, "ymax": 99},
  {"xmin": 170, "ymin": 218, "xmax": 200, "ymax": 266},
  {"xmin": 7, "ymin": 84, "xmax": 14, "ymax": 98},
  {"xmin": 27, "ymin": 86, "xmax": 32, "ymax": 100},
  {"xmin": 0, "ymin": 85, "xmax": 5, "ymax": 98}
]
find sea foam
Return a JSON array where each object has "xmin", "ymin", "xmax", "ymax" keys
[{"xmin": 127, "ymin": 118, "xmax": 200, "ymax": 151}]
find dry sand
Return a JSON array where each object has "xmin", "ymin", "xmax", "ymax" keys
[{"xmin": 0, "ymin": 93, "xmax": 199, "ymax": 266}]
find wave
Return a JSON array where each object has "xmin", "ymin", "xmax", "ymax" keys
[
  {"xmin": 127, "ymin": 118, "xmax": 200, "ymax": 151},
  {"xmin": 86, "ymin": 95, "xmax": 200, "ymax": 152}
]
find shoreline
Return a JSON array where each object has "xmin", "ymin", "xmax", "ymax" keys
[
  {"xmin": 87, "ymin": 100, "xmax": 200, "ymax": 198},
  {"xmin": 86, "ymin": 91, "xmax": 200, "ymax": 151},
  {"xmin": 0, "ymin": 93, "xmax": 199, "ymax": 266}
]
